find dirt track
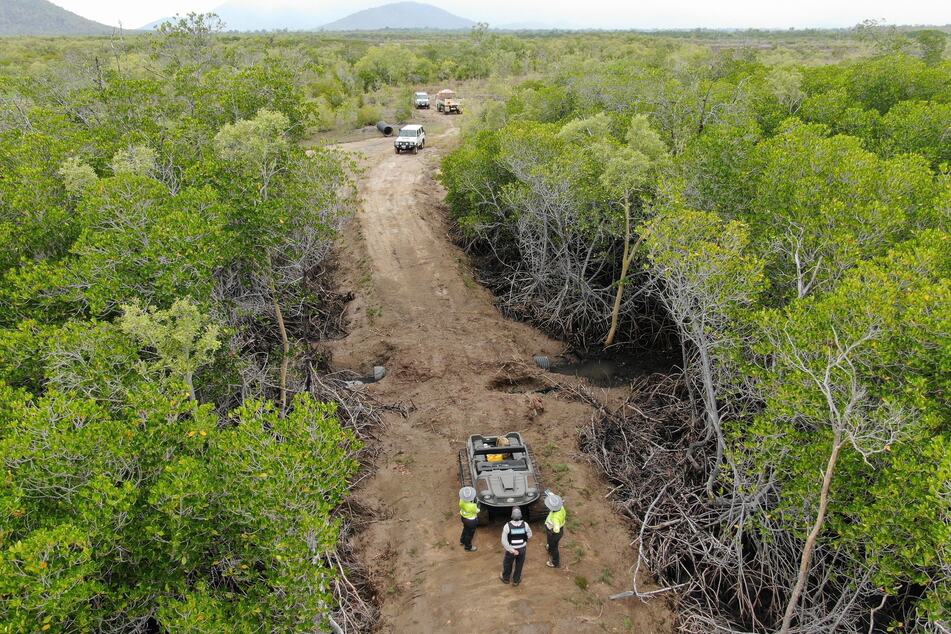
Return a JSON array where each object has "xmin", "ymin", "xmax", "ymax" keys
[{"xmin": 326, "ymin": 110, "xmax": 674, "ymax": 633}]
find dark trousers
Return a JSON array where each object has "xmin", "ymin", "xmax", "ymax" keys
[
  {"xmin": 460, "ymin": 517, "xmax": 478, "ymax": 550},
  {"xmin": 502, "ymin": 547, "xmax": 527, "ymax": 583},
  {"xmin": 546, "ymin": 528, "xmax": 563, "ymax": 567}
]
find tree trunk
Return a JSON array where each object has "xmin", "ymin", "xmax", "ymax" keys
[
  {"xmin": 94, "ymin": 56, "xmax": 105, "ymax": 91},
  {"xmin": 273, "ymin": 293, "xmax": 290, "ymax": 413},
  {"xmin": 605, "ymin": 200, "xmax": 641, "ymax": 347},
  {"xmin": 266, "ymin": 263, "xmax": 290, "ymax": 414},
  {"xmin": 604, "ymin": 236, "xmax": 630, "ymax": 346},
  {"xmin": 698, "ymin": 338, "xmax": 725, "ymax": 499},
  {"xmin": 184, "ymin": 371, "xmax": 196, "ymax": 402},
  {"xmin": 778, "ymin": 431, "xmax": 844, "ymax": 634}
]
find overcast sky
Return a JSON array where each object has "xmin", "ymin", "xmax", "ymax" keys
[{"xmin": 53, "ymin": 0, "xmax": 951, "ymax": 31}]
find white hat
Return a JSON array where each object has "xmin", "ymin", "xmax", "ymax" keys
[
  {"xmin": 545, "ymin": 493, "xmax": 563, "ymax": 511},
  {"xmin": 459, "ymin": 486, "xmax": 476, "ymax": 502}
]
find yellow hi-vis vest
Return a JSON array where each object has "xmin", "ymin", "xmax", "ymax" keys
[
  {"xmin": 459, "ymin": 500, "xmax": 479, "ymax": 520},
  {"xmin": 546, "ymin": 507, "xmax": 567, "ymax": 533}
]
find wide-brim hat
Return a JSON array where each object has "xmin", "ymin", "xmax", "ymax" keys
[
  {"xmin": 545, "ymin": 494, "xmax": 563, "ymax": 511},
  {"xmin": 459, "ymin": 486, "xmax": 476, "ymax": 502}
]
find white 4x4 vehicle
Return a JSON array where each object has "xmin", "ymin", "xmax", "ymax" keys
[
  {"xmin": 394, "ymin": 124, "xmax": 425, "ymax": 154},
  {"xmin": 414, "ymin": 92, "xmax": 430, "ymax": 109}
]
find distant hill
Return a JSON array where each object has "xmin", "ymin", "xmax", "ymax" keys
[
  {"xmin": 0, "ymin": 0, "xmax": 115, "ymax": 36},
  {"xmin": 317, "ymin": 2, "xmax": 475, "ymax": 31}
]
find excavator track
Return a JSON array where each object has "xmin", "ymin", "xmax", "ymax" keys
[
  {"xmin": 458, "ymin": 448, "xmax": 472, "ymax": 488},
  {"xmin": 526, "ymin": 442, "xmax": 546, "ymax": 522},
  {"xmin": 526, "ymin": 442, "xmax": 544, "ymax": 488}
]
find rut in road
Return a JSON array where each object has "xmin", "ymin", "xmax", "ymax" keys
[{"xmin": 325, "ymin": 112, "xmax": 675, "ymax": 633}]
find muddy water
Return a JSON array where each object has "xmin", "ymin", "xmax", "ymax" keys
[{"xmin": 544, "ymin": 347, "xmax": 682, "ymax": 388}]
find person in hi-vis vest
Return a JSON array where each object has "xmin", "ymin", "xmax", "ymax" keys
[
  {"xmin": 458, "ymin": 487, "xmax": 480, "ymax": 552},
  {"xmin": 543, "ymin": 491, "xmax": 566, "ymax": 568},
  {"xmin": 499, "ymin": 507, "xmax": 533, "ymax": 586}
]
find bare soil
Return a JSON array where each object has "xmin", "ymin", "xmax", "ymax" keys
[{"xmin": 324, "ymin": 109, "xmax": 675, "ymax": 633}]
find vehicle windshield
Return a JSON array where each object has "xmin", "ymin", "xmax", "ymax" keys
[
  {"xmin": 415, "ymin": 93, "xmax": 427, "ymax": 98},
  {"xmin": 399, "ymin": 129, "xmax": 417, "ymax": 137}
]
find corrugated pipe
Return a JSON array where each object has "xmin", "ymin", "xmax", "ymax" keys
[{"xmin": 376, "ymin": 121, "xmax": 393, "ymax": 136}]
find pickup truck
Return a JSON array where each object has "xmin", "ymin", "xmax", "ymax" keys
[
  {"xmin": 436, "ymin": 89, "xmax": 462, "ymax": 114},
  {"xmin": 414, "ymin": 92, "xmax": 430, "ymax": 109}
]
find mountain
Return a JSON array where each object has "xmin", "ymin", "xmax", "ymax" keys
[
  {"xmin": 317, "ymin": 2, "xmax": 475, "ymax": 31},
  {"xmin": 0, "ymin": 0, "xmax": 115, "ymax": 35}
]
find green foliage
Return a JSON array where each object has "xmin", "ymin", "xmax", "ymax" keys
[
  {"xmin": 641, "ymin": 208, "xmax": 766, "ymax": 347},
  {"xmin": 353, "ymin": 44, "xmax": 428, "ymax": 91},
  {"xmin": 440, "ymin": 128, "xmax": 508, "ymax": 233},
  {"xmin": 110, "ymin": 144, "xmax": 157, "ymax": 177},
  {"xmin": 119, "ymin": 298, "xmax": 221, "ymax": 400},
  {"xmin": 67, "ymin": 177, "xmax": 229, "ymax": 314},
  {"xmin": 625, "ymin": 113, "xmax": 669, "ymax": 161},
  {"xmin": 749, "ymin": 118, "xmax": 938, "ymax": 298},
  {"xmin": 393, "ymin": 90, "xmax": 413, "ymax": 123},
  {"xmin": 356, "ymin": 103, "xmax": 382, "ymax": 128},
  {"xmin": 0, "ymin": 377, "xmax": 359, "ymax": 630},
  {"xmin": 643, "ymin": 209, "xmax": 764, "ymax": 308},
  {"xmin": 56, "ymin": 157, "xmax": 97, "ymax": 196},
  {"xmin": 556, "ymin": 112, "xmax": 613, "ymax": 144},
  {"xmin": 879, "ymin": 100, "xmax": 951, "ymax": 166},
  {"xmin": 751, "ymin": 232, "xmax": 950, "ymax": 613},
  {"xmin": 764, "ymin": 67, "xmax": 805, "ymax": 115},
  {"xmin": 0, "ymin": 23, "xmax": 364, "ymax": 630},
  {"xmin": 312, "ymin": 95, "xmax": 336, "ymax": 131},
  {"xmin": 910, "ymin": 30, "xmax": 948, "ymax": 66},
  {"xmin": 842, "ymin": 55, "xmax": 949, "ymax": 115},
  {"xmin": 0, "ymin": 118, "xmax": 83, "ymax": 272},
  {"xmin": 598, "ymin": 114, "xmax": 670, "ymax": 200},
  {"xmin": 599, "ymin": 146, "xmax": 654, "ymax": 199},
  {"xmin": 0, "ymin": 524, "xmax": 101, "ymax": 631},
  {"xmin": 43, "ymin": 320, "xmax": 142, "ymax": 406},
  {"xmin": 214, "ymin": 109, "xmax": 289, "ymax": 181},
  {"xmin": 508, "ymin": 81, "xmax": 575, "ymax": 123}
]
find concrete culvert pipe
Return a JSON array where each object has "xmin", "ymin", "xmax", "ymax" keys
[{"xmin": 376, "ymin": 121, "xmax": 393, "ymax": 136}]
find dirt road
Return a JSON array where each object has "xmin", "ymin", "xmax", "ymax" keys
[{"xmin": 326, "ymin": 111, "xmax": 674, "ymax": 633}]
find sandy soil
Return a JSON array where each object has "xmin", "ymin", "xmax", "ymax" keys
[{"xmin": 324, "ymin": 109, "xmax": 675, "ymax": 633}]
